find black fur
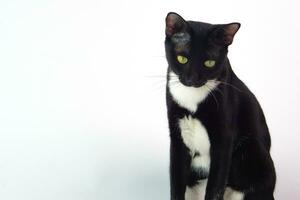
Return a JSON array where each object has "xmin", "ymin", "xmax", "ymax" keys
[{"xmin": 165, "ymin": 12, "xmax": 276, "ymax": 200}]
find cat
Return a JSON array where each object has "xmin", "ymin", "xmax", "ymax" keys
[{"xmin": 165, "ymin": 12, "xmax": 276, "ymax": 200}]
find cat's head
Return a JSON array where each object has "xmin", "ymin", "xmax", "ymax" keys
[{"xmin": 165, "ymin": 12, "xmax": 240, "ymax": 87}]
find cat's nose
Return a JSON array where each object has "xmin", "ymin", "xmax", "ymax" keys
[{"xmin": 184, "ymin": 79, "xmax": 194, "ymax": 86}]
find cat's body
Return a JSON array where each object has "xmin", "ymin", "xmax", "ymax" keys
[{"xmin": 165, "ymin": 13, "xmax": 276, "ymax": 200}]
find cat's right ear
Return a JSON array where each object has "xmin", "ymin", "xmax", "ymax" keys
[{"xmin": 165, "ymin": 12, "xmax": 188, "ymax": 37}]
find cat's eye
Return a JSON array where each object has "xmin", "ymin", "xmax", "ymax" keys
[
  {"xmin": 204, "ymin": 60, "xmax": 216, "ymax": 68},
  {"xmin": 177, "ymin": 55, "xmax": 188, "ymax": 64}
]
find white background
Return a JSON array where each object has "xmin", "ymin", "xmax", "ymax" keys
[{"xmin": 0, "ymin": 0, "xmax": 299, "ymax": 199}]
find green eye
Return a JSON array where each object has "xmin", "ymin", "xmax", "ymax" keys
[
  {"xmin": 177, "ymin": 55, "xmax": 188, "ymax": 64},
  {"xmin": 204, "ymin": 60, "xmax": 216, "ymax": 68}
]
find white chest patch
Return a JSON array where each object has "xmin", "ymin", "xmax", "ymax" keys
[
  {"xmin": 168, "ymin": 71, "xmax": 218, "ymax": 113},
  {"xmin": 179, "ymin": 115, "xmax": 211, "ymax": 170}
]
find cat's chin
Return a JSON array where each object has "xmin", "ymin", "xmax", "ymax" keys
[{"xmin": 180, "ymin": 81, "xmax": 206, "ymax": 88}]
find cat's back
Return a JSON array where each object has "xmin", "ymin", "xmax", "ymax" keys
[{"xmin": 230, "ymin": 72, "xmax": 271, "ymax": 147}]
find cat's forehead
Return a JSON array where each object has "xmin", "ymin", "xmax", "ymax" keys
[
  {"xmin": 171, "ymin": 24, "xmax": 211, "ymax": 53},
  {"xmin": 188, "ymin": 21, "xmax": 213, "ymax": 29},
  {"xmin": 171, "ymin": 32, "xmax": 191, "ymax": 52},
  {"xmin": 170, "ymin": 21, "xmax": 213, "ymax": 50},
  {"xmin": 172, "ymin": 32, "xmax": 190, "ymax": 44},
  {"xmin": 189, "ymin": 21, "xmax": 213, "ymax": 35}
]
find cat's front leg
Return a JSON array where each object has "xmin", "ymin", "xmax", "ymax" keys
[
  {"xmin": 170, "ymin": 136, "xmax": 190, "ymax": 200},
  {"xmin": 205, "ymin": 133, "xmax": 233, "ymax": 200}
]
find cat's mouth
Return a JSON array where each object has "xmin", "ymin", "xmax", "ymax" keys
[
  {"xmin": 169, "ymin": 71, "xmax": 208, "ymax": 88},
  {"xmin": 180, "ymin": 79, "xmax": 207, "ymax": 88},
  {"xmin": 178, "ymin": 77, "xmax": 207, "ymax": 88}
]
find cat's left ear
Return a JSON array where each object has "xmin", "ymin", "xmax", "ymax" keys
[
  {"xmin": 212, "ymin": 23, "xmax": 241, "ymax": 46},
  {"xmin": 165, "ymin": 12, "xmax": 188, "ymax": 37}
]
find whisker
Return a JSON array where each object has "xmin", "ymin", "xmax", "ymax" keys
[
  {"xmin": 215, "ymin": 80, "xmax": 243, "ymax": 93},
  {"xmin": 168, "ymin": 79, "xmax": 181, "ymax": 84},
  {"xmin": 144, "ymin": 76, "xmax": 166, "ymax": 79},
  {"xmin": 144, "ymin": 75, "xmax": 177, "ymax": 79},
  {"xmin": 168, "ymin": 82, "xmax": 180, "ymax": 87},
  {"xmin": 148, "ymin": 79, "xmax": 167, "ymax": 88},
  {"xmin": 149, "ymin": 82, "xmax": 167, "ymax": 93},
  {"xmin": 211, "ymin": 84, "xmax": 224, "ymax": 97},
  {"xmin": 168, "ymin": 81, "xmax": 181, "ymax": 88},
  {"xmin": 205, "ymin": 85, "xmax": 219, "ymax": 109},
  {"xmin": 151, "ymin": 55, "xmax": 166, "ymax": 58}
]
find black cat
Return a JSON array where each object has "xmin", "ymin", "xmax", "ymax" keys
[{"xmin": 165, "ymin": 12, "xmax": 276, "ymax": 200}]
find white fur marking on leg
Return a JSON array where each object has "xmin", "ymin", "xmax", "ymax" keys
[
  {"xmin": 224, "ymin": 187, "xmax": 244, "ymax": 200},
  {"xmin": 185, "ymin": 179, "xmax": 207, "ymax": 200}
]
